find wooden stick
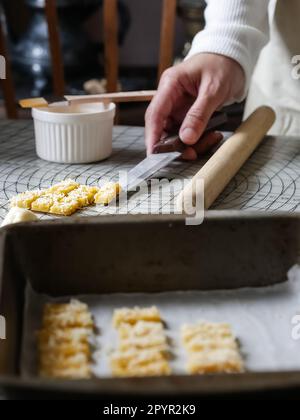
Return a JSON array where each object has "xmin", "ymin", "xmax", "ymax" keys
[
  {"xmin": 158, "ymin": 0, "xmax": 176, "ymax": 81},
  {"xmin": 0, "ymin": 17, "xmax": 18, "ymax": 119},
  {"xmin": 45, "ymin": 0, "xmax": 65, "ymax": 96},
  {"xmin": 103, "ymin": 0, "xmax": 119, "ymax": 93},
  {"xmin": 177, "ymin": 106, "xmax": 276, "ymax": 210},
  {"xmin": 65, "ymin": 90, "xmax": 156, "ymax": 105},
  {"xmin": 19, "ymin": 90, "xmax": 157, "ymax": 109}
]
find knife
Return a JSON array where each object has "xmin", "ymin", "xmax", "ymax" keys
[{"xmin": 120, "ymin": 113, "xmax": 227, "ymax": 191}]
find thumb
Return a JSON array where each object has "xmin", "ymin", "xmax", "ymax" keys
[{"xmin": 179, "ymin": 89, "xmax": 220, "ymax": 145}]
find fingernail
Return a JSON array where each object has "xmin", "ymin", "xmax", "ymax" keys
[{"xmin": 180, "ymin": 127, "xmax": 197, "ymax": 144}]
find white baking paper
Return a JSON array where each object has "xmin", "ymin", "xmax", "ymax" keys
[{"xmin": 21, "ymin": 265, "xmax": 300, "ymax": 377}]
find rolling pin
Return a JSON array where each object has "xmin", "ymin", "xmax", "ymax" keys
[{"xmin": 177, "ymin": 106, "xmax": 276, "ymax": 211}]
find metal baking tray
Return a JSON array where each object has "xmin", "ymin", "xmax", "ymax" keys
[{"xmin": 0, "ymin": 211, "xmax": 299, "ymax": 399}]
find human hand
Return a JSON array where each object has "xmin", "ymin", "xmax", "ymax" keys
[{"xmin": 145, "ymin": 53, "xmax": 245, "ymax": 160}]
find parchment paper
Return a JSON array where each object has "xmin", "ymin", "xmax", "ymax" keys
[{"xmin": 21, "ymin": 265, "xmax": 300, "ymax": 377}]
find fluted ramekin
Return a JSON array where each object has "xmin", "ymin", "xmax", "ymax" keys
[{"xmin": 32, "ymin": 103, "xmax": 115, "ymax": 163}]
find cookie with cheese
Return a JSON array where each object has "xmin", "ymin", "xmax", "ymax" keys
[
  {"xmin": 94, "ymin": 182, "xmax": 121, "ymax": 205},
  {"xmin": 111, "ymin": 348, "xmax": 170, "ymax": 377},
  {"xmin": 47, "ymin": 179, "xmax": 79, "ymax": 195},
  {"xmin": 10, "ymin": 190, "xmax": 44, "ymax": 209},
  {"xmin": 113, "ymin": 306, "xmax": 162, "ymax": 328},
  {"xmin": 37, "ymin": 300, "xmax": 94, "ymax": 380},
  {"xmin": 31, "ymin": 193, "xmax": 63, "ymax": 213},
  {"xmin": 118, "ymin": 321, "xmax": 164, "ymax": 340},
  {"xmin": 181, "ymin": 321, "xmax": 244, "ymax": 374},
  {"xmin": 49, "ymin": 196, "xmax": 80, "ymax": 216},
  {"xmin": 186, "ymin": 348, "xmax": 244, "ymax": 374}
]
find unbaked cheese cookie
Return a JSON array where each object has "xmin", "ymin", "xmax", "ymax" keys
[
  {"xmin": 9, "ymin": 179, "xmax": 115, "ymax": 217},
  {"xmin": 37, "ymin": 300, "xmax": 94, "ymax": 379},
  {"xmin": 113, "ymin": 306, "xmax": 162, "ymax": 328},
  {"xmin": 111, "ymin": 306, "xmax": 171, "ymax": 377},
  {"xmin": 94, "ymin": 182, "xmax": 121, "ymax": 205},
  {"xmin": 181, "ymin": 321, "xmax": 244, "ymax": 374}
]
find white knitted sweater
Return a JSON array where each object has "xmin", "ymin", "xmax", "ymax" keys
[{"xmin": 186, "ymin": 0, "xmax": 271, "ymax": 100}]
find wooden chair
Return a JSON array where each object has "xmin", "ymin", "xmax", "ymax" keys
[
  {"xmin": 0, "ymin": 0, "xmax": 177, "ymax": 119},
  {"xmin": 0, "ymin": 14, "xmax": 18, "ymax": 119}
]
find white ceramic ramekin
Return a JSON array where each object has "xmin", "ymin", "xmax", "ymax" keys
[{"xmin": 32, "ymin": 102, "xmax": 116, "ymax": 163}]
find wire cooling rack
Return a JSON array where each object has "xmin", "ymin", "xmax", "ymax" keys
[{"xmin": 0, "ymin": 120, "xmax": 298, "ymax": 222}]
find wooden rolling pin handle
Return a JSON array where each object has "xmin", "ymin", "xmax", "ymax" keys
[{"xmin": 177, "ymin": 106, "xmax": 276, "ymax": 211}]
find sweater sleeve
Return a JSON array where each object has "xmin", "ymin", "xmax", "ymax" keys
[{"xmin": 185, "ymin": 0, "xmax": 270, "ymax": 100}]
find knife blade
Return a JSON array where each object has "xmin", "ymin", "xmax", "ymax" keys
[
  {"xmin": 120, "ymin": 150, "xmax": 182, "ymax": 191},
  {"xmin": 120, "ymin": 113, "xmax": 227, "ymax": 191}
]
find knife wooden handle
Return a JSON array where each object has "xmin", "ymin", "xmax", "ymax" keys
[{"xmin": 177, "ymin": 106, "xmax": 276, "ymax": 210}]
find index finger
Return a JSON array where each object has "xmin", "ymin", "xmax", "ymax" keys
[{"xmin": 145, "ymin": 76, "xmax": 177, "ymax": 155}]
